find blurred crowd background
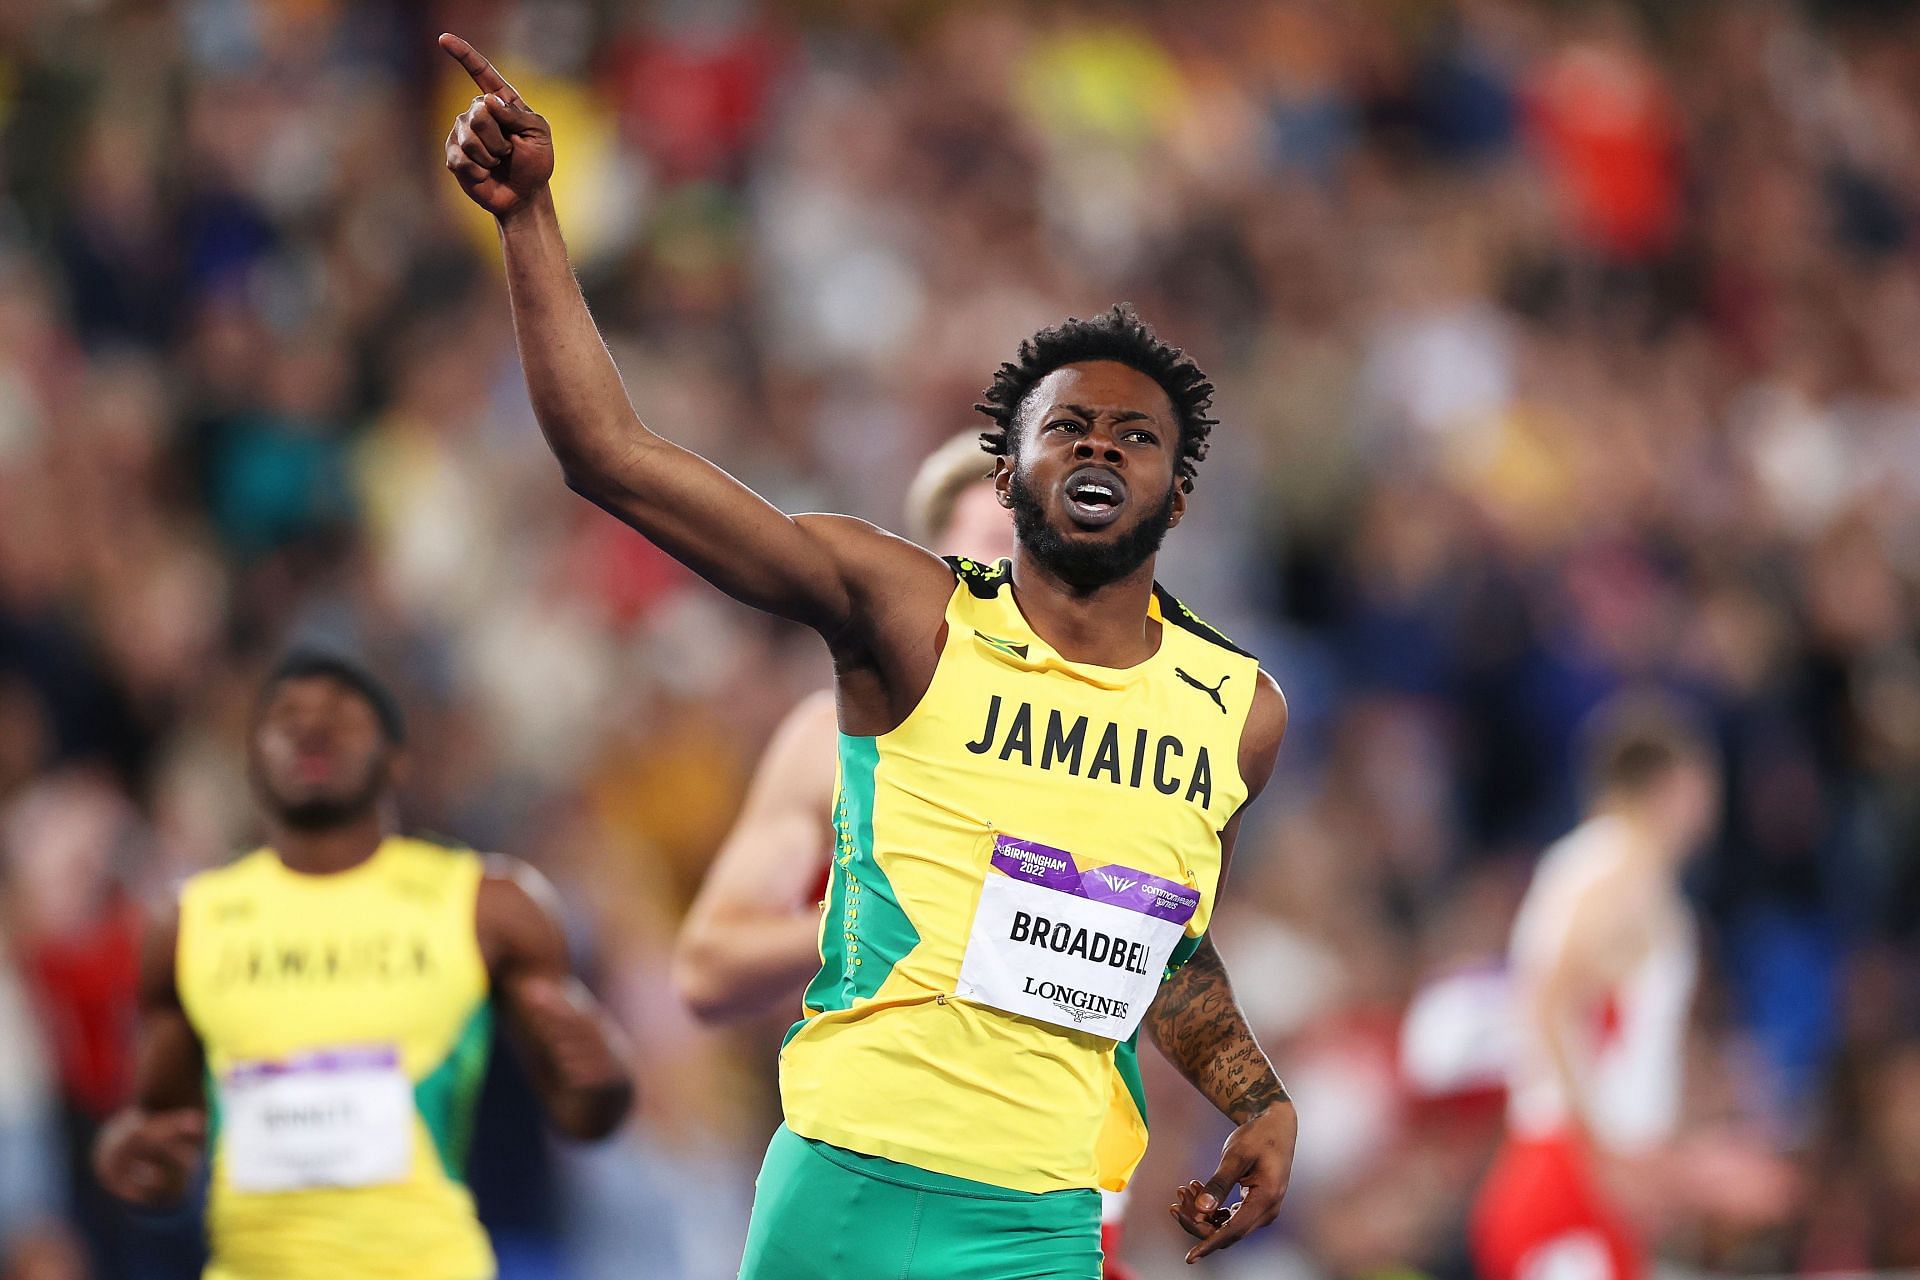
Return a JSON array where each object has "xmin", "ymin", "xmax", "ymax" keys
[{"xmin": 2, "ymin": 0, "xmax": 1919, "ymax": 1277}]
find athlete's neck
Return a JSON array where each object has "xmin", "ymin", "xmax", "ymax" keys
[
  {"xmin": 1594, "ymin": 802, "xmax": 1683, "ymax": 876},
  {"xmin": 1008, "ymin": 549, "xmax": 1161, "ymax": 668},
  {"xmin": 266, "ymin": 811, "xmax": 391, "ymax": 876}
]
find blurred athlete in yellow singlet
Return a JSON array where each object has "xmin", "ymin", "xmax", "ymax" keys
[{"xmin": 95, "ymin": 653, "xmax": 633, "ymax": 1280}]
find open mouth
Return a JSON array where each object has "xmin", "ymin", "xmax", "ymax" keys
[
  {"xmin": 1063, "ymin": 466, "xmax": 1128, "ymax": 528},
  {"xmin": 292, "ymin": 749, "xmax": 339, "ymax": 783}
]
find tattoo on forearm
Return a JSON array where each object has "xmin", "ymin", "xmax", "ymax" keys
[{"xmin": 1146, "ymin": 937, "xmax": 1289, "ymax": 1125}]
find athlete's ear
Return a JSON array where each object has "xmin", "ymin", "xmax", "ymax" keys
[
  {"xmin": 993, "ymin": 456, "xmax": 1013, "ymax": 509},
  {"xmin": 1167, "ymin": 478, "xmax": 1188, "ymax": 530}
]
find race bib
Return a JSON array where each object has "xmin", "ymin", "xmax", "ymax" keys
[
  {"xmin": 955, "ymin": 835, "xmax": 1200, "ymax": 1041},
  {"xmin": 221, "ymin": 1045, "xmax": 414, "ymax": 1193}
]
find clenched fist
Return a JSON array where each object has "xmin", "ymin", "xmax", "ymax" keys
[
  {"xmin": 94, "ymin": 1107, "xmax": 205, "ymax": 1208},
  {"xmin": 504, "ymin": 971, "xmax": 635, "ymax": 1141},
  {"xmin": 510, "ymin": 973, "xmax": 629, "ymax": 1095},
  {"xmin": 439, "ymin": 34, "xmax": 554, "ymax": 218}
]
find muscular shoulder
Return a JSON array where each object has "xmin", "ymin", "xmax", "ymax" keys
[
  {"xmin": 1239, "ymin": 669, "xmax": 1288, "ymax": 803},
  {"xmin": 796, "ymin": 514, "xmax": 962, "ymax": 729},
  {"xmin": 792, "ymin": 514, "xmax": 956, "ymax": 619},
  {"xmin": 476, "ymin": 856, "xmax": 569, "ymax": 975}
]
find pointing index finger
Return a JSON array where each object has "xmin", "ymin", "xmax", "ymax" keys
[{"xmin": 438, "ymin": 33, "xmax": 526, "ymax": 108}]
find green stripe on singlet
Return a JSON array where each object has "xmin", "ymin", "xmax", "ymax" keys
[
  {"xmin": 413, "ymin": 999, "xmax": 493, "ymax": 1182},
  {"xmin": 204, "ymin": 1066, "xmax": 223, "ymax": 1148},
  {"xmin": 787, "ymin": 735, "xmax": 919, "ymax": 1047},
  {"xmin": 1167, "ymin": 931, "xmax": 1205, "ymax": 975}
]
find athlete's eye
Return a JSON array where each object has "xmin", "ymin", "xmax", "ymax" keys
[
  {"xmin": 1047, "ymin": 420, "xmax": 1085, "ymax": 434},
  {"xmin": 1125, "ymin": 430, "xmax": 1158, "ymax": 446}
]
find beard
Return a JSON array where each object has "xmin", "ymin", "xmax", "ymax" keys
[
  {"xmin": 1008, "ymin": 469, "xmax": 1177, "ymax": 592},
  {"xmin": 276, "ymin": 792, "xmax": 380, "ymax": 831},
  {"xmin": 258, "ymin": 759, "xmax": 390, "ymax": 831}
]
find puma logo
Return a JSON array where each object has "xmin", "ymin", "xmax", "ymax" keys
[{"xmin": 1175, "ymin": 668, "xmax": 1229, "ymax": 713}]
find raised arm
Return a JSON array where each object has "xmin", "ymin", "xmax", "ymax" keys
[
  {"xmin": 437, "ymin": 35, "xmax": 944, "ymax": 640},
  {"xmin": 673, "ymin": 690, "xmax": 839, "ymax": 1023},
  {"xmin": 94, "ymin": 903, "xmax": 208, "ymax": 1207},
  {"xmin": 477, "ymin": 858, "xmax": 635, "ymax": 1141},
  {"xmin": 1150, "ymin": 671, "xmax": 1296, "ymax": 1263}
]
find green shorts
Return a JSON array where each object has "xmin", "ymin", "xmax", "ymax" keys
[{"xmin": 738, "ymin": 1125, "xmax": 1102, "ymax": 1280}]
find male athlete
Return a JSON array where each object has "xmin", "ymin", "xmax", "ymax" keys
[
  {"xmin": 95, "ymin": 652, "xmax": 633, "ymax": 1279},
  {"xmin": 441, "ymin": 34, "xmax": 1296, "ymax": 1276},
  {"xmin": 672, "ymin": 436, "xmax": 1140, "ymax": 1279},
  {"xmin": 1471, "ymin": 698, "xmax": 1723, "ymax": 1280}
]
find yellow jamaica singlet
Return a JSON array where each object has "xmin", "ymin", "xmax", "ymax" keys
[
  {"xmin": 176, "ymin": 836, "xmax": 495, "ymax": 1280},
  {"xmin": 779, "ymin": 557, "xmax": 1262, "ymax": 1194}
]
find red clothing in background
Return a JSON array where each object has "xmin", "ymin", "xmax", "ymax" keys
[{"xmin": 19, "ymin": 894, "xmax": 141, "ymax": 1118}]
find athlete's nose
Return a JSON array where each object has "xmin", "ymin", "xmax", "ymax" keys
[
  {"xmin": 291, "ymin": 730, "xmax": 337, "ymax": 756},
  {"xmin": 285, "ymin": 715, "xmax": 341, "ymax": 753},
  {"xmin": 1072, "ymin": 430, "xmax": 1124, "ymax": 467}
]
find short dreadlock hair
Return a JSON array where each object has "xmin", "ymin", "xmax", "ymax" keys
[
  {"xmin": 263, "ymin": 648, "xmax": 406, "ymax": 745},
  {"xmin": 974, "ymin": 304, "xmax": 1217, "ymax": 494}
]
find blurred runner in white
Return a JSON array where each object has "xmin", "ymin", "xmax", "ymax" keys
[{"xmin": 1470, "ymin": 695, "xmax": 1785, "ymax": 1280}]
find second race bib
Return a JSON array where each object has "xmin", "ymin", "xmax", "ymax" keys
[
  {"xmin": 220, "ymin": 1045, "xmax": 414, "ymax": 1193},
  {"xmin": 956, "ymin": 834, "xmax": 1200, "ymax": 1041}
]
